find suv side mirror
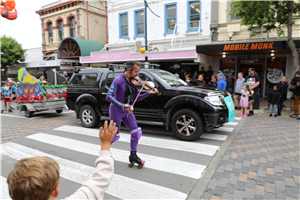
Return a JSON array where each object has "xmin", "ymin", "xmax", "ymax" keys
[{"xmin": 147, "ymin": 81, "xmax": 155, "ymax": 89}]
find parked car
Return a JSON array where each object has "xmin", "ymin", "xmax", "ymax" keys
[{"xmin": 67, "ymin": 67, "xmax": 230, "ymax": 141}]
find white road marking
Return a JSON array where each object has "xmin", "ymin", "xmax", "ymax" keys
[
  {"xmin": 27, "ymin": 133, "xmax": 206, "ymax": 179},
  {"xmin": 2, "ymin": 142, "xmax": 187, "ymax": 199},
  {"xmin": 234, "ymin": 117, "xmax": 242, "ymax": 120},
  {"xmin": 0, "ymin": 114, "xmax": 33, "ymax": 119},
  {"xmin": 200, "ymin": 133, "xmax": 228, "ymax": 141},
  {"xmin": 213, "ymin": 127, "xmax": 234, "ymax": 132},
  {"xmin": 61, "ymin": 111, "xmax": 75, "ymax": 114},
  {"xmin": 54, "ymin": 125, "xmax": 220, "ymax": 155},
  {"xmin": 224, "ymin": 122, "xmax": 238, "ymax": 126},
  {"xmin": 1, "ymin": 176, "xmax": 11, "ymax": 200}
]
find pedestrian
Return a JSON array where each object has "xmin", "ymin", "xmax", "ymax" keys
[
  {"xmin": 106, "ymin": 62, "xmax": 158, "ymax": 168},
  {"xmin": 187, "ymin": 74, "xmax": 206, "ymax": 87},
  {"xmin": 7, "ymin": 120, "xmax": 117, "ymax": 200},
  {"xmin": 234, "ymin": 72, "xmax": 245, "ymax": 110},
  {"xmin": 245, "ymin": 67, "xmax": 260, "ymax": 116},
  {"xmin": 288, "ymin": 80, "xmax": 300, "ymax": 119},
  {"xmin": 289, "ymin": 71, "xmax": 300, "ymax": 118},
  {"xmin": 10, "ymin": 82, "xmax": 17, "ymax": 110},
  {"xmin": 224, "ymin": 73, "xmax": 232, "ymax": 92},
  {"xmin": 63, "ymin": 71, "xmax": 68, "ymax": 78},
  {"xmin": 1, "ymin": 81, "xmax": 7, "ymax": 111},
  {"xmin": 268, "ymin": 85, "xmax": 281, "ymax": 117},
  {"xmin": 1, "ymin": 86, "xmax": 13, "ymax": 113},
  {"xmin": 185, "ymin": 75, "xmax": 193, "ymax": 86},
  {"xmin": 205, "ymin": 66, "xmax": 214, "ymax": 83},
  {"xmin": 239, "ymin": 84, "xmax": 251, "ymax": 118},
  {"xmin": 207, "ymin": 75, "xmax": 217, "ymax": 88},
  {"xmin": 216, "ymin": 73, "xmax": 227, "ymax": 90},
  {"xmin": 199, "ymin": 67, "xmax": 206, "ymax": 77},
  {"xmin": 276, "ymin": 77, "xmax": 289, "ymax": 116}
]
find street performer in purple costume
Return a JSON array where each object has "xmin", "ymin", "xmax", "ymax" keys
[{"xmin": 106, "ymin": 62, "xmax": 158, "ymax": 168}]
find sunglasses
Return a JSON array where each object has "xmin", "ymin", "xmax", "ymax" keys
[{"xmin": 248, "ymin": 71, "xmax": 252, "ymax": 72}]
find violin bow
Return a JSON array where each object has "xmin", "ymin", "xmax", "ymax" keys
[{"xmin": 127, "ymin": 78, "xmax": 148, "ymax": 117}]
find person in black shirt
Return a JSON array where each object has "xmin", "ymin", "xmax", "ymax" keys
[
  {"xmin": 187, "ymin": 74, "xmax": 206, "ymax": 87},
  {"xmin": 245, "ymin": 67, "xmax": 260, "ymax": 116},
  {"xmin": 268, "ymin": 85, "xmax": 281, "ymax": 117},
  {"xmin": 276, "ymin": 77, "xmax": 289, "ymax": 116},
  {"xmin": 207, "ymin": 75, "xmax": 217, "ymax": 88},
  {"xmin": 289, "ymin": 71, "xmax": 300, "ymax": 118}
]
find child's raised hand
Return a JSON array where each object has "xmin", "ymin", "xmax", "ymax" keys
[{"xmin": 99, "ymin": 120, "xmax": 118, "ymax": 151}]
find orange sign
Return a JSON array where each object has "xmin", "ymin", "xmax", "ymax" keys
[{"xmin": 223, "ymin": 42, "xmax": 275, "ymax": 51}]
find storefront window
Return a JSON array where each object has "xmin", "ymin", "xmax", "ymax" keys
[
  {"xmin": 265, "ymin": 57, "xmax": 286, "ymax": 96},
  {"xmin": 220, "ymin": 58, "xmax": 235, "ymax": 92}
]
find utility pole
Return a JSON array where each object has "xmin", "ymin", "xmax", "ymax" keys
[{"xmin": 144, "ymin": 0, "xmax": 148, "ymax": 68}]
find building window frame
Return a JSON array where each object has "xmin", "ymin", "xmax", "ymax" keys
[
  {"xmin": 134, "ymin": 8, "xmax": 145, "ymax": 39},
  {"xmin": 230, "ymin": 3, "xmax": 242, "ymax": 21},
  {"xmin": 119, "ymin": 12, "xmax": 129, "ymax": 40},
  {"xmin": 58, "ymin": 20, "xmax": 64, "ymax": 41},
  {"xmin": 48, "ymin": 22, "xmax": 53, "ymax": 43},
  {"xmin": 164, "ymin": 2, "xmax": 177, "ymax": 36},
  {"xmin": 187, "ymin": 1, "xmax": 201, "ymax": 33},
  {"xmin": 69, "ymin": 17, "xmax": 76, "ymax": 38}
]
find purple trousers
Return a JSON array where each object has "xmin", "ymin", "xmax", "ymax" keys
[{"xmin": 109, "ymin": 104, "xmax": 142, "ymax": 152}]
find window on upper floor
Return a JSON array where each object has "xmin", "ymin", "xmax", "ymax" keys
[
  {"xmin": 119, "ymin": 12, "xmax": 129, "ymax": 39},
  {"xmin": 134, "ymin": 9, "xmax": 145, "ymax": 38},
  {"xmin": 230, "ymin": 3, "xmax": 242, "ymax": 21},
  {"xmin": 58, "ymin": 20, "xmax": 64, "ymax": 41},
  {"xmin": 70, "ymin": 17, "xmax": 76, "ymax": 38},
  {"xmin": 48, "ymin": 23, "xmax": 53, "ymax": 43},
  {"xmin": 164, "ymin": 3, "xmax": 177, "ymax": 36},
  {"xmin": 187, "ymin": 1, "xmax": 201, "ymax": 32}
]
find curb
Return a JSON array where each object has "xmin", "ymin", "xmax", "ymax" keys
[{"xmin": 186, "ymin": 116, "xmax": 246, "ymax": 200}]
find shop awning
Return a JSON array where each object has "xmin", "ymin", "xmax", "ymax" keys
[
  {"xmin": 57, "ymin": 37, "xmax": 104, "ymax": 59},
  {"xmin": 196, "ymin": 39, "xmax": 300, "ymax": 56}
]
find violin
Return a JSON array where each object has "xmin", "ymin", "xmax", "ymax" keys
[{"xmin": 130, "ymin": 76, "xmax": 160, "ymax": 95}]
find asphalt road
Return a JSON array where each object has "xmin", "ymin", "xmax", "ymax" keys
[{"xmin": 1, "ymin": 104, "xmax": 244, "ymax": 199}]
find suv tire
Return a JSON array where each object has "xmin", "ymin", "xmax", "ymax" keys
[
  {"xmin": 79, "ymin": 105, "xmax": 100, "ymax": 128},
  {"xmin": 171, "ymin": 109, "xmax": 203, "ymax": 141}
]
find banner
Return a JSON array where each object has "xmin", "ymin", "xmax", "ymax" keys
[{"xmin": 224, "ymin": 96, "xmax": 235, "ymax": 122}]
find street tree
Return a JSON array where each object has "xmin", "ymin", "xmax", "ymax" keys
[
  {"xmin": 1, "ymin": 35, "xmax": 25, "ymax": 78},
  {"xmin": 230, "ymin": 0, "xmax": 300, "ymax": 72}
]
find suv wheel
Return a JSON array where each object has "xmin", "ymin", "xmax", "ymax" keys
[
  {"xmin": 171, "ymin": 109, "xmax": 203, "ymax": 141},
  {"xmin": 79, "ymin": 105, "xmax": 100, "ymax": 128}
]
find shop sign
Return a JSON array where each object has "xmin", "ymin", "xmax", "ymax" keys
[
  {"xmin": 267, "ymin": 69, "xmax": 284, "ymax": 84},
  {"xmin": 223, "ymin": 42, "xmax": 274, "ymax": 51},
  {"xmin": 80, "ymin": 50, "xmax": 196, "ymax": 63},
  {"xmin": 60, "ymin": 62, "xmax": 72, "ymax": 66}
]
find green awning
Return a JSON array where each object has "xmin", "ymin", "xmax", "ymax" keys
[{"xmin": 57, "ymin": 37, "xmax": 104, "ymax": 59}]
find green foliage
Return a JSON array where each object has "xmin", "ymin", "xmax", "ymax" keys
[
  {"xmin": 1, "ymin": 35, "xmax": 26, "ymax": 70},
  {"xmin": 230, "ymin": 0, "xmax": 300, "ymax": 37}
]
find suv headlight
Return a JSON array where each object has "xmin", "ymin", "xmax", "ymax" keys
[{"xmin": 204, "ymin": 96, "xmax": 223, "ymax": 106}]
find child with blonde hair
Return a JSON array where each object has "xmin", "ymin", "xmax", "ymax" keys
[{"xmin": 239, "ymin": 84, "xmax": 252, "ymax": 118}]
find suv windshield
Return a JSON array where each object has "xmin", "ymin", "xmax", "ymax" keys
[{"xmin": 152, "ymin": 71, "xmax": 187, "ymax": 87}]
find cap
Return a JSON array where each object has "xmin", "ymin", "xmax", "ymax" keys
[
  {"xmin": 249, "ymin": 67, "xmax": 255, "ymax": 71},
  {"xmin": 2, "ymin": 81, "xmax": 7, "ymax": 84},
  {"xmin": 217, "ymin": 73, "xmax": 224, "ymax": 77}
]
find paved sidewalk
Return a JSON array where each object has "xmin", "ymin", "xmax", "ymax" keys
[{"xmin": 200, "ymin": 114, "xmax": 300, "ymax": 200}]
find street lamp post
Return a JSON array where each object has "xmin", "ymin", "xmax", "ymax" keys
[
  {"xmin": 144, "ymin": 0, "xmax": 148, "ymax": 68},
  {"xmin": 143, "ymin": 0, "xmax": 159, "ymax": 68}
]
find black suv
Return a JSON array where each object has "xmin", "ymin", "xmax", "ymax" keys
[{"xmin": 67, "ymin": 68, "xmax": 230, "ymax": 141}]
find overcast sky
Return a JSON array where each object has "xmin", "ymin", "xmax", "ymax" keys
[{"xmin": 0, "ymin": 0, "xmax": 56, "ymax": 50}]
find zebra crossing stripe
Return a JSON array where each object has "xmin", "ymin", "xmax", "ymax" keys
[
  {"xmin": 54, "ymin": 125, "xmax": 221, "ymax": 155},
  {"xmin": 200, "ymin": 133, "xmax": 228, "ymax": 141},
  {"xmin": 213, "ymin": 127, "xmax": 234, "ymax": 132},
  {"xmin": 2, "ymin": 142, "xmax": 187, "ymax": 199},
  {"xmin": 1, "ymin": 176, "xmax": 11, "ymax": 200},
  {"xmin": 224, "ymin": 122, "xmax": 238, "ymax": 126},
  {"xmin": 26, "ymin": 133, "xmax": 206, "ymax": 179},
  {"xmin": 235, "ymin": 117, "xmax": 242, "ymax": 120}
]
